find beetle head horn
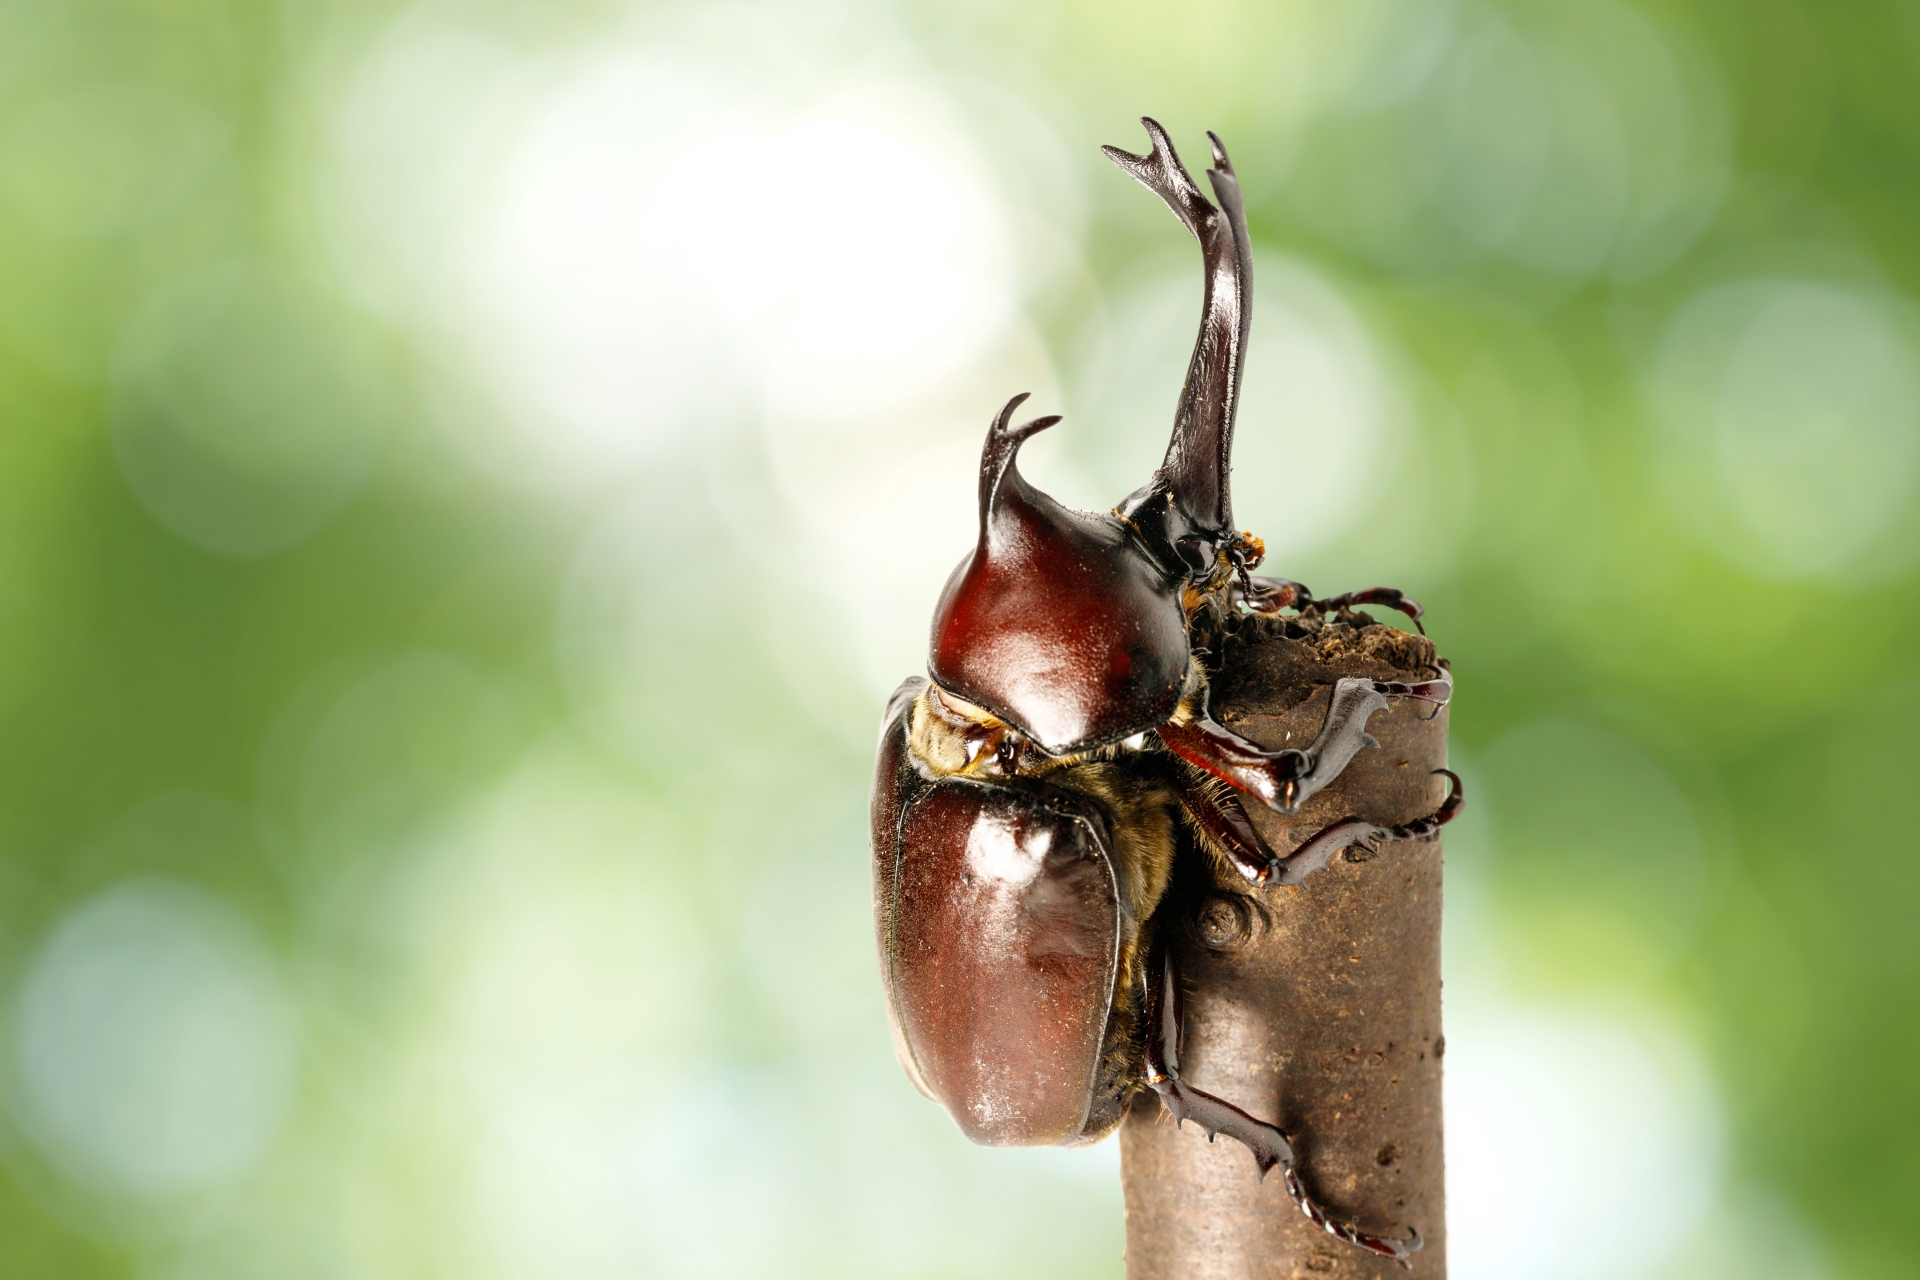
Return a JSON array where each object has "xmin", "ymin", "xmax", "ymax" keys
[
  {"xmin": 1103, "ymin": 119, "xmax": 1252, "ymax": 550},
  {"xmin": 977, "ymin": 391, "xmax": 1064, "ymax": 545}
]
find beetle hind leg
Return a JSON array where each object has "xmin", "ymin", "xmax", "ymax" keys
[{"xmin": 1142, "ymin": 946, "xmax": 1424, "ymax": 1269}]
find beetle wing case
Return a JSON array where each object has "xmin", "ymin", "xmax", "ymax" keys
[
  {"xmin": 874, "ymin": 681, "xmax": 1124, "ymax": 1147},
  {"xmin": 872, "ymin": 679, "xmax": 940, "ymax": 1103}
]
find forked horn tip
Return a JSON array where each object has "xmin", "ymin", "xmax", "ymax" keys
[
  {"xmin": 977, "ymin": 395, "xmax": 1063, "ymax": 523},
  {"xmin": 1105, "ymin": 117, "xmax": 1174, "ymax": 167},
  {"xmin": 988, "ymin": 394, "xmax": 1059, "ymax": 442},
  {"xmin": 1206, "ymin": 129, "xmax": 1234, "ymax": 174},
  {"xmin": 989, "ymin": 391, "xmax": 1032, "ymax": 430}
]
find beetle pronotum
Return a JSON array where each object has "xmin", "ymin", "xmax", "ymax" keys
[{"xmin": 870, "ymin": 119, "xmax": 1459, "ymax": 1267}]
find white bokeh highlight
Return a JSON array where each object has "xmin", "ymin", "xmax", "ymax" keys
[
  {"xmin": 111, "ymin": 262, "xmax": 389, "ymax": 557},
  {"xmin": 1648, "ymin": 277, "xmax": 1920, "ymax": 580},
  {"xmin": 328, "ymin": 15, "xmax": 1020, "ymax": 494},
  {"xmin": 12, "ymin": 879, "xmax": 299, "ymax": 1197},
  {"xmin": 1446, "ymin": 1004, "xmax": 1721, "ymax": 1280}
]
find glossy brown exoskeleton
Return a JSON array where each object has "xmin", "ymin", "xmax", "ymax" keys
[{"xmin": 870, "ymin": 120, "xmax": 1459, "ymax": 1267}]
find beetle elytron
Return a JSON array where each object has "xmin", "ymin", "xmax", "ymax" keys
[{"xmin": 870, "ymin": 119, "xmax": 1459, "ymax": 1266}]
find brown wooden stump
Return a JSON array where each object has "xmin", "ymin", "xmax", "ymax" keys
[{"xmin": 1121, "ymin": 618, "xmax": 1450, "ymax": 1280}]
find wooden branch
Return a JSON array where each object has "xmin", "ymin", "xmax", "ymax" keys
[{"xmin": 1122, "ymin": 616, "xmax": 1451, "ymax": 1279}]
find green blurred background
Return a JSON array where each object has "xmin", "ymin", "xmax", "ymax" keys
[{"xmin": 0, "ymin": 0, "xmax": 1914, "ymax": 1276}]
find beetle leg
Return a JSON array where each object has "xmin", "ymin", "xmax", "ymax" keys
[
  {"xmin": 1313, "ymin": 587, "xmax": 1426, "ymax": 634},
  {"xmin": 1370, "ymin": 667, "xmax": 1452, "ymax": 722},
  {"xmin": 1170, "ymin": 768, "xmax": 1281, "ymax": 885},
  {"xmin": 1233, "ymin": 574, "xmax": 1311, "ymax": 616},
  {"xmin": 1156, "ymin": 714, "xmax": 1310, "ymax": 813},
  {"xmin": 1161, "ymin": 673, "xmax": 1451, "ymax": 814},
  {"xmin": 1141, "ymin": 946, "xmax": 1424, "ymax": 1268},
  {"xmin": 1142, "ymin": 945, "xmax": 1293, "ymax": 1172},
  {"xmin": 1160, "ymin": 677, "xmax": 1389, "ymax": 814},
  {"xmin": 1274, "ymin": 770, "xmax": 1464, "ymax": 886},
  {"xmin": 1232, "ymin": 578, "xmax": 1428, "ymax": 637},
  {"xmin": 1368, "ymin": 667, "xmax": 1452, "ymax": 706}
]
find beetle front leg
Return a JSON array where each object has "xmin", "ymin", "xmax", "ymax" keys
[
  {"xmin": 1155, "ymin": 712, "xmax": 1311, "ymax": 813},
  {"xmin": 1233, "ymin": 574, "xmax": 1311, "ymax": 616},
  {"xmin": 1141, "ymin": 946, "xmax": 1423, "ymax": 1268},
  {"xmin": 1314, "ymin": 586, "xmax": 1426, "ymax": 634},
  {"xmin": 1158, "ymin": 677, "xmax": 1389, "ymax": 813}
]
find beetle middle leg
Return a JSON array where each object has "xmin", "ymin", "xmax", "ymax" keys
[
  {"xmin": 1170, "ymin": 768, "xmax": 1281, "ymax": 885},
  {"xmin": 1274, "ymin": 770, "xmax": 1464, "ymax": 886},
  {"xmin": 1142, "ymin": 945, "xmax": 1423, "ymax": 1268}
]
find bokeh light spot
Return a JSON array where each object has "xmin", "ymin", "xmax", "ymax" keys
[
  {"xmin": 12, "ymin": 879, "xmax": 298, "ymax": 1197},
  {"xmin": 330, "ymin": 14, "xmax": 1018, "ymax": 493},
  {"xmin": 1649, "ymin": 278, "xmax": 1920, "ymax": 580},
  {"xmin": 1447, "ymin": 1004, "xmax": 1721, "ymax": 1280},
  {"xmin": 110, "ymin": 263, "xmax": 390, "ymax": 557},
  {"xmin": 0, "ymin": 86, "xmax": 226, "ymax": 239}
]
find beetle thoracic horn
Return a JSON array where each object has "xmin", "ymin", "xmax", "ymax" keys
[
  {"xmin": 975, "ymin": 390, "xmax": 1064, "ymax": 537},
  {"xmin": 1103, "ymin": 118, "xmax": 1253, "ymax": 547}
]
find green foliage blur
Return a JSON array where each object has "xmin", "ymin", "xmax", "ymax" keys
[{"xmin": 0, "ymin": 0, "xmax": 1915, "ymax": 1277}]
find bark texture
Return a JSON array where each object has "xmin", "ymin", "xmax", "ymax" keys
[{"xmin": 1122, "ymin": 617, "xmax": 1450, "ymax": 1280}]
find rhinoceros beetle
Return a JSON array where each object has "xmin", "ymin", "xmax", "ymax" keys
[{"xmin": 870, "ymin": 120, "xmax": 1459, "ymax": 1266}]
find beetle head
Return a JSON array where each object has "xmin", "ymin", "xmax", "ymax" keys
[{"xmin": 928, "ymin": 394, "xmax": 1191, "ymax": 757}]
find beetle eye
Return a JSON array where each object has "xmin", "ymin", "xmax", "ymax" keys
[{"xmin": 994, "ymin": 737, "xmax": 1018, "ymax": 774}]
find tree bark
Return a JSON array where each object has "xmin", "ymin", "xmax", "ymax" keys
[{"xmin": 1122, "ymin": 617, "xmax": 1450, "ymax": 1279}]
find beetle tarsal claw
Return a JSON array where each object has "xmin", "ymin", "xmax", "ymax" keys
[
  {"xmin": 1281, "ymin": 677, "xmax": 1392, "ymax": 810},
  {"xmin": 1281, "ymin": 1166, "xmax": 1425, "ymax": 1270}
]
